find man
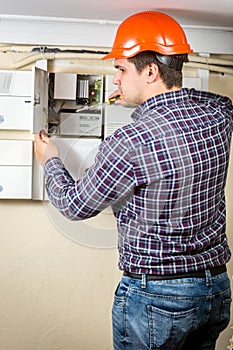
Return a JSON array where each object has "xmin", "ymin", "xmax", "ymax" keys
[{"xmin": 34, "ymin": 11, "xmax": 232, "ymax": 350}]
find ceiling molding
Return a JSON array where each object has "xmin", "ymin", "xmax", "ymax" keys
[{"xmin": 1, "ymin": 15, "xmax": 233, "ymax": 54}]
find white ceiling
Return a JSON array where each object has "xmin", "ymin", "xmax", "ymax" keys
[{"xmin": 1, "ymin": 0, "xmax": 233, "ymax": 27}]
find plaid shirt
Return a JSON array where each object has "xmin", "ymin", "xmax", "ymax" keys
[{"xmin": 45, "ymin": 88, "xmax": 233, "ymax": 275}]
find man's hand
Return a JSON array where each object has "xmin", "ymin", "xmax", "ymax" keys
[{"xmin": 34, "ymin": 130, "xmax": 59, "ymax": 167}]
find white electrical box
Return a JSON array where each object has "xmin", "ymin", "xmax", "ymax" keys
[
  {"xmin": 0, "ymin": 140, "xmax": 32, "ymax": 199},
  {"xmin": 54, "ymin": 73, "xmax": 77, "ymax": 100},
  {"xmin": 0, "ymin": 70, "xmax": 32, "ymax": 96},
  {"xmin": 59, "ymin": 108, "xmax": 102, "ymax": 136},
  {"xmin": 0, "ymin": 96, "xmax": 31, "ymax": 130},
  {"xmin": 0, "ymin": 70, "xmax": 32, "ymax": 130}
]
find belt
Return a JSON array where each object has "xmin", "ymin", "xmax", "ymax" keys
[{"xmin": 123, "ymin": 264, "xmax": 227, "ymax": 281}]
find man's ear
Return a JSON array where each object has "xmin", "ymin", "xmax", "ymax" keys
[{"xmin": 145, "ymin": 63, "xmax": 159, "ymax": 83}]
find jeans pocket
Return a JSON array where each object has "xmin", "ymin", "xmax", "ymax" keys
[
  {"xmin": 219, "ymin": 297, "xmax": 232, "ymax": 329},
  {"xmin": 112, "ymin": 278, "xmax": 131, "ymax": 348},
  {"xmin": 113, "ymin": 278, "xmax": 129, "ymax": 307},
  {"xmin": 147, "ymin": 304, "xmax": 197, "ymax": 349},
  {"xmin": 113, "ymin": 293, "xmax": 126, "ymax": 307}
]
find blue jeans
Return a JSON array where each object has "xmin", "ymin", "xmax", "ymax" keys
[{"xmin": 112, "ymin": 271, "xmax": 231, "ymax": 350}]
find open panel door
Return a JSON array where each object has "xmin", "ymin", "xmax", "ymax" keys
[
  {"xmin": 31, "ymin": 61, "xmax": 48, "ymax": 199},
  {"xmin": 31, "ymin": 63, "xmax": 48, "ymax": 134}
]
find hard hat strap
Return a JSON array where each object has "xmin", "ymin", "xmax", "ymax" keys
[{"xmin": 156, "ymin": 54, "xmax": 183, "ymax": 71}]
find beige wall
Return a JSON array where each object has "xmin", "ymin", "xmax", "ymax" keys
[
  {"xmin": 0, "ymin": 200, "xmax": 121, "ymax": 350},
  {"xmin": 210, "ymin": 72, "xmax": 233, "ymax": 350},
  {"xmin": 0, "ymin": 69, "xmax": 232, "ymax": 350}
]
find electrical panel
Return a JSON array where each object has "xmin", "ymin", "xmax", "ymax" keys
[{"xmin": 47, "ymin": 72, "xmax": 103, "ymax": 137}]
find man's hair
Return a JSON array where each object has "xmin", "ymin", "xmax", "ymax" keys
[{"xmin": 128, "ymin": 51, "xmax": 189, "ymax": 89}]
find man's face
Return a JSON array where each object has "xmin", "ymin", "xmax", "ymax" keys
[{"xmin": 113, "ymin": 58, "xmax": 147, "ymax": 106}]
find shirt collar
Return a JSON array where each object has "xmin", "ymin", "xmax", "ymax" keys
[{"xmin": 131, "ymin": 88, "xmax": 190, "ymax": 122}]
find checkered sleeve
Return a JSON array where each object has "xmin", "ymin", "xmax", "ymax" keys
[{"xmin": 44, "ymin": 134, "xmax": 135, "ymax": 220}]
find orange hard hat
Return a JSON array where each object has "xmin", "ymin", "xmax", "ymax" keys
[{"xmin": 102, "ymin": 11, "xmax": 193, "ymax": 60}]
